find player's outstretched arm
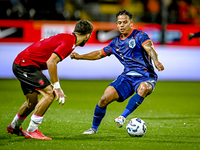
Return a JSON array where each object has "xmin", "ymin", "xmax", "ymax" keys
[
  {"xmin": 143, "ymin": 41, "xmax": 164, "ymax": 71},
  {"xmin": 70, "ymin": 50, "xmax": 106, "ymax": 60}
]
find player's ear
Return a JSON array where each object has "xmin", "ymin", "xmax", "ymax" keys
[
  {"xmin": 131, "ymin": 20, "xmax": 134, "ymax": 26},
  {"xmin": 86, "ymin": 33, "xmax": 91, "ymax": 39}
]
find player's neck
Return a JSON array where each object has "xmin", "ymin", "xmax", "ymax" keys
[
  {"xmin": 121, "ymin": 34, "xmax": 128, "ymax": 38},
  {"xmin": 121, "ymin": 28, "xmax": 133, "ymax": 38},
  {"xmin": 74, "ymin": 34, "xmax": 86, "ymax": 46}
]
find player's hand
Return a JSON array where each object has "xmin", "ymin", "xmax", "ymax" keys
[
  {"xmin": 154, "ymin": 61, "xmax": 164, "ymax": 71},
  {"xmin": 54, "ymin": 88, "xmax": 66, "ymax": 105},
  {"xmin": 188, "ymin": 33, "xmax": 194, "ymax": 40},
  {"xmin": 70, "ymin": 52, "xmax": 81, "ymax": 59}
]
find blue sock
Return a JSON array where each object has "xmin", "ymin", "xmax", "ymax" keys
[
  {"xmin": 121, "ymin": 93, "xmax": 144, "ymax": 118},
  {"xmin": 91, "ymin": 105, "xmax": 106, "ymax": 131}
]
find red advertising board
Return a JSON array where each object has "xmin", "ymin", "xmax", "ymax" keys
[{"xmin": 0, "ymin": 20, "xmax": 199, "ymax": 46}]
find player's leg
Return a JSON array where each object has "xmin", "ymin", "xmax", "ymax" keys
[
  {"xmin": 18, "ymin": 93, "xmax": 40, "ymax": 117},
  {"xmin": 7, "ymin": 92, "xmax": 39, "ymax": 136},
  {"xmin": 25, "ymin": 85, "xmax": 54, "ymax": 140},
  {"xmin": 8, "ymin": 63, "xmax": 53, "ymax": 139},
  {"xmin": 120, "ymin": 81, "xmax": 153, "ymax": 120},
  {"xmin": 83, "ymin": 86, "xmax": 119, "ymax": 134},
  {"xmin": 93, "ymin": 86, "xmax": 119, "ymax": 129}
]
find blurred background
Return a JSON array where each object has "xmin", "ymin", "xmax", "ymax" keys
[
  {"xmin": 0, "ymin": 0, "xmax": 200, "ymax": 24},
  {"xmin": 0, "ymin": 0, "xmax": 200, "ymax": 80}
]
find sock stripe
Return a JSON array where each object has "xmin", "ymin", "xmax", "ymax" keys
[
  {"xmin": 33, "ymin": 113, "xmax": 43, "ymax": 117},
  {"xmin": 17, "ymin": 113, "xmax": 27, "ymax": 120}
]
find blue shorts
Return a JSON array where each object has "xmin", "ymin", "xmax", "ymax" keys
[{"xmin": 109, "ymin": 74, "xmax": 157, "ymax": 102}]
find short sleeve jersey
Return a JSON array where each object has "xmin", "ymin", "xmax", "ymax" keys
[
  {"xmin": 14, "ymin": 33, "xmax": 76, "ymax": 70},
  {"xmin": 101, "ymin": 29, "xmax": 157, "ymax": 78}
]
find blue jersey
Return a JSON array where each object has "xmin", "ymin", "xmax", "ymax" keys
[{"xmin": 102, "ymin": 29, "xmax": 157, "ymax": 79}]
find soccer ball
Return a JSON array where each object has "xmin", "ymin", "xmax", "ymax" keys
[{"xmin": 126, "ymin": 118, "xmax": 147, "ymax": 137}]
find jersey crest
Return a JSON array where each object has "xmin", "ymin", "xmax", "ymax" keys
[{"xmin": 129, "ymin": 39, "xmax": 135, "ymax": 48}]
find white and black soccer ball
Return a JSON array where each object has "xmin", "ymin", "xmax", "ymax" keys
[{"xmin": 126, "ymin": 118, "xmax": 147, "ymax": 137}]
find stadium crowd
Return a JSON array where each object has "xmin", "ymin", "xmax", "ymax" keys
[{"xmin": 0, "ymin": 0, "xmax": 199, "ymax": 24}]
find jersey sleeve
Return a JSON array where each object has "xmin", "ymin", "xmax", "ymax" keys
[
  {"xmin": 53, "ymin": 34, "xmax": 75, "ymax": 60},
  {"xmin": 136, "ymin": 31, "xmax": 151, "ymax": 46},
  {"xmin": 102, "ymin": 40, "xmax": 114, "ymax": 56}
]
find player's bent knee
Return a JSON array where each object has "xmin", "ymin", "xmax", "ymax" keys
[
  {"xmin": 98, "ymin": 96, "xmax": 109, "ymax": 107},
  {"xmin": 46, "ymin": 92, "xmax": 55, "ymax": 102},
  {"xmin": 137, "ymin": 82, "xmax": 152, "ymax": 97},
  {"xmin": 40, "ymin": 87, "xmax": 55, "ymax": 102},
  {"xmin": 41, "ymin": 93, "xmax": 54, "ymax": 107}
]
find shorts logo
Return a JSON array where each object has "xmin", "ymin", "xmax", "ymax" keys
[
  {"xmin": 23, "ymin": 72, "xmax": 27, "ymax": 77},
  {"xmin": 39, "ymin": 80, "xmax": 44, "ymax": 85},
  {"xmin": 72, "ymin": 44, "xmax": 75, "ymax": 49},
  {"xmin": 129, "ymin": 39, "xmax": 135, "ymax": 48}
]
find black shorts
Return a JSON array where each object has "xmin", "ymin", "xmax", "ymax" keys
[{"xmin": 12, "ymin": 62, "xmax": 51, "ymax": 95}]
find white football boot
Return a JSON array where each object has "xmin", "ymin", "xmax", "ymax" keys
[
  {"xmin": 83, "ymin": 128, "xmax": 97, "ymax": 134},
  {"xmin": 114, "ymin": 116, "xmax": 126, "ymax": 128}
]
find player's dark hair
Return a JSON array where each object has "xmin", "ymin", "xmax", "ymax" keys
[
  {"xmin": 74, "ymin": 20, "xmax": 93, "ymax": 35},
  {"xmin": 116, "ymin": 9, "xmax": 133, "ymax": 20}
]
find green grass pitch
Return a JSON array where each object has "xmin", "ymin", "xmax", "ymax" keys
[{"xmin": 0, "ymin": 79, "xmax": 200, "ymax": 150}]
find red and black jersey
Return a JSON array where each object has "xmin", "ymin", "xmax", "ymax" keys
[{"xmin": 14, "ymin": 33, "xmax": 76, "ymax": 70}]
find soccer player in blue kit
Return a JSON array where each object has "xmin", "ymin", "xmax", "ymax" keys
[{"xmin": 70, "ymin": 9, "xmax": 164, "ymax": 134}]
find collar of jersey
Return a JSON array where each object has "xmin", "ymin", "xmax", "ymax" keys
[{"xmin": 120, "ymin": 28, "xmax": 134, "ymax": 40}]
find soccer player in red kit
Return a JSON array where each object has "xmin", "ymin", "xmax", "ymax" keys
[{"xmin": 7, "ymin": 20, "xmax": 93, "ymax": 140}]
